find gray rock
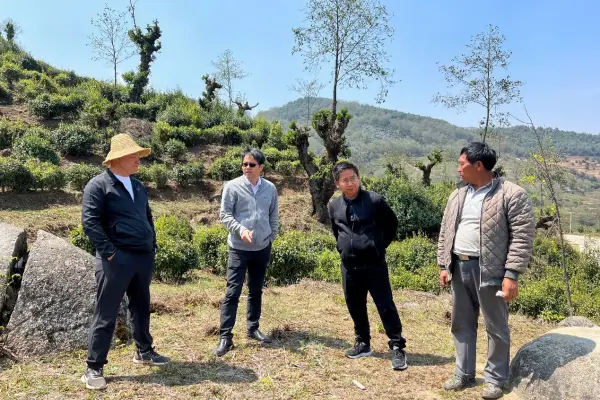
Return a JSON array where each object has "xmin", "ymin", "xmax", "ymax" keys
[
  {"xmin": 3, "ymin": 230, "xmax": 131, "ymax": 359},
  {"xmin": 119, "ymin": 118, "xmax": 153, "ymax": 140},
  {"xmin": 0, "ymin": 148, "xmax": 11, "ymax": 157},
  {"xmin": 508, "ymin": 327, "xmax": 600, "ymax": 400},
  {"xmin": 558, "ymin": 316, "xmax": 598, "ymax": 328},
  {"xmin": 0, "ymin": 223, "xmax": 27, "ymax": 319}
]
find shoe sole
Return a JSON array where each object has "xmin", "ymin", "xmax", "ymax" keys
[
  {"xmin": 132, "ymin": 357, "xmax": 170, "ymax": 366},
  {"xmin": 247, "ymin": 337, "xmax": 272, "ymax": 343},
  {"xmin": 80, "ymin": 375, "xmax": 107, "ymax": 391},
  {"xmin": 443, "ymin": 381, "xmax": 477, "ymax": 391},
  {"xmin": 392, "ymin": 362, "xmax": 408, "ymax": 371},
  {"xmin": 214, "ymin": 344, "xmax": 235, "ymax": 357},
  {"xmin": 346, "ymin": 351, "xmax": 372, "ymax": 359}
]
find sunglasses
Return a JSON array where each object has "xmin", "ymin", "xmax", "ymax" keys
[{"xmin": 242, "ymin": 162, "xmax": 258, "ymax": 168}]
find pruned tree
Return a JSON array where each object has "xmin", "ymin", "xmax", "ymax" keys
[
  {"xmin": 88, "ymin": 4, "xmax": 135, "ymax": 92},
  {"xmin": 513, "ymin": 107, "xmax": 573, "ymax": 316},
  {"xmin": 288, "ymin": 78, "xmax": 326, "ymax": 125},
  {"xmin": 292, "ymin": 0, "xmax": 395, "ymax": 223},
  {"xmin": 2, "ymin": 19, "xmax": 20, "ymax": 42},
  {"xmin": 434, "ymin": 24, "xmax": 522, "ymax": 143},
  {"xmin": 122, "ymin": 0, "xmax": 162, "ymax": 103},
  {"xmin": 198, "ymin": 74, "xmax": 222, "ymax": 110},
  {"xmin": 212, "ymin": 49, "xmax": 249, "ymax": 110},
  {"xmin": 415, "ymin": 149, "xmax": 443, "ymax": 186},
  {"xmin": 233, "ymin": 100, "xmax": 259, "ymax": 117}
]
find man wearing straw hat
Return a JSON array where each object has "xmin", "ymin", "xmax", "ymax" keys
[{"xmin": 81, "ymin": 133, "xmax": 169, "ymax": 391}]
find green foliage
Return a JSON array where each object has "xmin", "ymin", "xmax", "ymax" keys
[
  {"xmin": 66, "ymin": 163, "xmax": 102, "ymax": 191},
  {"xmin": 119, "ymin": 102, "xmax": 160, "ymax": 121},
  {"xmin": 386, "ymin": 234, "xmax": 437, "ymax": 273},
  {"xmin": 135, "ymin": 165, "xmax": 152, "ymax": 185},
  {"xmin": 154, "ymin": 215, "xmax": 196, "ymax": 282},
  {"xmin": 209, "ymin": 155, "xmax": 240, "ymax": 181},
  {"xmin": 203, "ymin": 124, "xmax": 244, "ymax": 145},
  {"xmin": 389, "ymin": 264, "xmax": 440, "ymax": 294},
  {"xmin": 0, "ymin": 119, "xmax": 28, "ymax": 148},
  {"xmin": 172, "ymin": 162, "xmax": 204, "ymax": 187},
  {"xmin": 52, "ymin": 123, "xmax": 96, "ymax": 156},
  {"xmin": 153, "ymin": 121, "xmax": 210, "ymax": 146},
  {"xmin": 310, "ymin": 249, "xmax": 342, "ymax": 283},
  {"xmin": 25, "ymin": 159, "xmax": 66, "ymax": 191},
  {"xmin": 156, "ymin": 98, "xmax": 200, "ymax": 127},
  {"xmin": 54, "ymin": 71, "xmax": 79, "ymax": 87},
  {"xmin": 124, "ymin": 18, "xmax": 162, "ymax": 103},
  {"xmin": 0, "ymin": 157, "xmax": 35, "ymax": 192},
  {"xmin": 193, "ymin": 225, "xmax": 229, "ymax": 274},
  {"xmin": 0, "ymin": 62, "xmax": 22, "ymax": 88},
  {"xmin": 148, "ymin": 163, "xmax": 169, "ymax": 189},
  {"xmin": 164, "ymin": 138, "xmax": 187, "ymax": 162},
  {"xmin": 265, "ymin": 121, "xmax": 287, "ymax": 150},
  {"xmin": 0, "ymin": 81, "xmax": 11, "ymax": 104},
  {"xmin": 69, "ymin": 224, "xmax": 95, "ymax": 255},
  {"xmin": 76, "ymin": 81, "xmax": 117, "ymax": 128},
  {"xmin": 14, "ymin": 131, "xmax": 60, "ymax": 164},
  {"xmin": 268, "ymin": 231, "xmax": 336, "ymax": 285},
  {"xmin": 363, "ymin": 176, "xmax": 453, "ymax": 237},
  {"xmin": 28, "ymin": 92, "xmax": 84, "ymax": 119}
]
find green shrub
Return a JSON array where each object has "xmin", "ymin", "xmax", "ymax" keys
[
  {"xmin": 14, "ymin": 132, "xmax": 60, "ymax": 164},
  {"xmin": 54, "ymin": 71, "xmax": 79, "ymax": 87},
  {"xmin": 274, "ymin": 160, "xmax": 299, "ymax": 176},
  {"xmin": 0, "ymin": 158, "xmax": 35, "ymax": 192},
  {"xmin": 0, "ymin": 81, "xmax": 11, "ymax": 104},
  {"xmin": 66, "ymin": 163, "xmax": 102, "ymax": 191},
  {"xmin": 193, "ymin": 225, "xmax": 229, "ymax": 274},
  {"xmin": 266, "ymin": 121, "xmax": 287, "ymax": 150},
  {"xmin": 202, "ymin": 125, "xmax": 244, "ymax": 145},
  {"xmin": 25, "ymin": 160, "xmax": 66, "ymax": 191},
  {"xmin": 69, "ymin": 224, "xmax": 95, "ymax": 255},
  {"xmin": 164, "ymin": 138, "xmax": 187, "ymax": 162},
  {"xmin": 389, "ymin": 264, "xmax": 440, "ymax": 294},
  {"xmin": 268, "ymin": 231, "xmax": 336, "ymax": 285},
  {"xmin": 154, "ymin": 215, "xmax": 196, "ymax": 282},
  {"xmin": 0, "ymin": 62, "xmax": 22, "ymax": 88},
  {"xmin": 153, "ymin": 121, "xmax": 210, "ymax": 146},
  {"xmin": 155, "ymin": 215, "xmax": 194, "ymax": 241},
  {"xmin": 386, "ymin": 235, "xmax": 436, "ymax": 273},
  {"xmin": 209, "ymin": 156, "xmax": 240, "ymax": 181},
  {"xmin": 148, "ymin": 163, "xmax": 169, "ymax": 189},
  {"xmin": 310, "ymin": 249, "xmax": 342, "ymax": 283},
  {"xmin": 172, "ymin": 162, "xmax": 204, "ymax": 187},
  {"xmin": 52, "ymin": 123, "xmax": 96, "ymax": 156},
  {"xmin": 119, "ymin": 102, "xmax": 160, "ymax": 121},
  {"xmin": 0, "ymin": 119, "xmax": 28, "ymax": 148},
  {"xmin": 363, "ymin": 176, "xmax": 453, "ymax": 237},
  {"xmin": 28, "ymin": 92, "xmax": 84, "ymax": 119},
  {"xmin": 154, "ymin": 237, "xmax": 198, "ymax": 282},
  {"xmin": 156, "ymin": 99, "xmax": 200, "ymax": 127},
  {"xmin": 135, "ymin": 165, "xmax": 152, "ymax": 185}
]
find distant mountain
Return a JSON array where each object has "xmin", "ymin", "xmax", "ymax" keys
[{"xmin": 259, "ymin": 98, "xmax": 600, "ymax": 168}]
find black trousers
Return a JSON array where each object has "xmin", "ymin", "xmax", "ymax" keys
[
  {"xmin": 342, "ymin": 263, "xmax": 406, "ymax": 349},
  {"xmin": 87, "ymin": 249, "xmax": 154, "ymax": 369},
  {"xmin": 219, "ymin": 244, "xmax": 272, "ymax": 339}
]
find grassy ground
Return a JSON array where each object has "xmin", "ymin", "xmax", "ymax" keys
[{"xmin": 0, "ymin": 273, "xmax": 552, "ymax": 400}]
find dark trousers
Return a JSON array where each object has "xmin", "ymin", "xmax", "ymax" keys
[
  {"xmin": 219, "ymin": 244, "xmax": 272, "ymax": 339},
  {"xmin": 87, "ymin": 249, "xmax": 154, "ymax": 369},
  {"xmin": 342, "ymin": 263, "xmax": 406, "ymax": 349}
]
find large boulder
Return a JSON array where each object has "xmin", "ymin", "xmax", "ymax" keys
[
  {"xmin": 558, "ymin": 316, "xmax": 598, "ymax": 328},
  {"xmin": 119, "ymin": 117, "xmax": 153, "ymax": 140},
  {"xmin": 508, "ymin": 326, "xmax": 600, "ymax": 400},
  {"xmin": 3, "ymin": 230, "xmax": 131, "ymax": 359},
  {"xmin": 0, "ymin": 223, "xmax": 27, "ymax": 321}
]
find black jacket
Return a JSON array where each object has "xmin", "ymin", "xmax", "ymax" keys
[
  {"xmin": 82, "ymin": 170, "xmax": 156, "ymax": 258},
  {"xmin": 328, "ymin": 189, "xmax": 398, "ymax": 268}
]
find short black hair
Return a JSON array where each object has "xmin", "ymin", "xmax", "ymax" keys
[
  {"xmin": 460, "ymin": 142, "xmax": 497, "ymax": 171},
  {"xmin": 333, "ymin": 161, "xmax": 360, "ymax": 181},
  {"xmin": 242, "ymin": 147, "xmax": 266, "ymax": 165}
]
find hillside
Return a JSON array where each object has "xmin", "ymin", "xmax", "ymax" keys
[{"xmin": 259, "ymin": 98, "xmax": 600, "ymax": 168}]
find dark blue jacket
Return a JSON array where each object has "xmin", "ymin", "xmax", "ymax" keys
[
  {"xmin": 328, "ymin": 189, "xmax": 398, "ymax": 268},
  {"xmin": 82, "ymin": 170, "xmax": 156, "ymax": 259}
]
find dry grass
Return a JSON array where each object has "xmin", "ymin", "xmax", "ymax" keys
[{"xmin": 0, "ymin": 273, "xmax": 552, "ymax": 399}]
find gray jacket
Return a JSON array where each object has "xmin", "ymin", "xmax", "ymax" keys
[{"xmin": 219, "ymin": 175, "xmax": 279, "ymax": 251}]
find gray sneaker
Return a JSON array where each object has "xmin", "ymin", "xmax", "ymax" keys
[
  {"xmin": 443, "ymin": 374, "xmax": 476, "ymax": 391},
  {"xmin": 482, "ymin": 382, "xmax": 503, "ymax": 399},
  {"xmin": 81, "ymin": 367, "xmax": 107, "ymax": 390}
]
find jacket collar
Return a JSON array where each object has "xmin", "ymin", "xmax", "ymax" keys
[{"xmin": 343, "ymin": 188, "xmax": 364, "ymax": 205}]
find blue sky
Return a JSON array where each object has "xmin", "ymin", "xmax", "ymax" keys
[{"xmin": 3, "ymin": 0, "xmax": 599, "ymax": 134}]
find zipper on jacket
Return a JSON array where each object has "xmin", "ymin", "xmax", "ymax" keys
[{"xmin": 478, "ymin": 181, "xmax": 497, "ymax": 288}]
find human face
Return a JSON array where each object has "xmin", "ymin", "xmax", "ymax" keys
[
  {"xmin": 335, "ymin": 168, "xmax": 360, "ymax": 199},
  {"xmin": 242, "ymin": 154, "xmax": 263, "ymax": 183},
  {"xmin": 112, "ymin": 153, "xmax": 141, "ymax": 176},
  {"xmin": 457, "ymin": 152, "xmax": 480, "ymax": 184}
]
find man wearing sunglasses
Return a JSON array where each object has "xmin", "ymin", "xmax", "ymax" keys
[
  {"xmin": 328, "ymin": 161, "xmax": 408, "ymax": 371},
  {"xmin": 214, "ymin": 148, "xmax": 279, "ymax": 357}
]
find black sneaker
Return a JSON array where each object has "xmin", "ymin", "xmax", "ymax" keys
[
  {"xmin": 81, "ymin": 367, "xmax": 107, "ymax": 390},
  {"xmin": 345, "ymin": 341, "xmax": 372, "ymax": 359},
  {"xmin": 391, "ymin": 346, "xmax": 408, "ymax": 370},
  {"xmin": 133, "ymin": 347, "xmax": 170, "ymax": 366}
]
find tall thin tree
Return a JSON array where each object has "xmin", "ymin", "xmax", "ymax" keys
[{"xmin": 212, "ymin": 49, "xmax": 249, "ymax": 110}]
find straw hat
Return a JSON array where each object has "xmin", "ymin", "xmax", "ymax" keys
[{"xmin": 103, "ymin": 134, "xmax": 151, "ymax": 166}]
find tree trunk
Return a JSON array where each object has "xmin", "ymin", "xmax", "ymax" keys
[{"xmin": 554, "ymin": 207, "xmax": 574, "ymax": 316}]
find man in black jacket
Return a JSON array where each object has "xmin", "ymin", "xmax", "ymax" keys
[
  {"xmin": 328, "ymin": 161, "xmax": 408, "ymax": 370},
  {"xmin": 81, "ymin": 134, "xmax": 169, "ymax": 391}
]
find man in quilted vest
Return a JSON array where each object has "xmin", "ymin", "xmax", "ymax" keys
[{"xmin": 437, "ymin": 142, "xmax": 535, "ymax": 399}]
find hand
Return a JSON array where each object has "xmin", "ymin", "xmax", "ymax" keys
[
  {"xmin": 440, "ymin": 270, "xmax": 450, "ymax": 287},
  {"xmin": 501, "ymin": 278, "xmax": 519, "ymax": 302},
  {"xmin": 107, "ymin": 252, "xmax": 116, "ymax": 261},
  {"xmin": 241, "ymin": 229, "xmax": 253, "ymax": 244}
]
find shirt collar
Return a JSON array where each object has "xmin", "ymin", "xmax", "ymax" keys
[{"xmin": 242, "ymin": 175, "xmax": 262, "ymax": 188}]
